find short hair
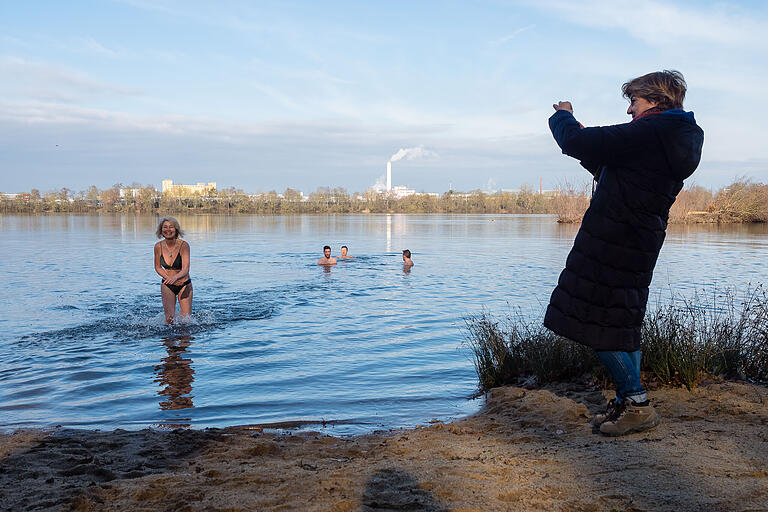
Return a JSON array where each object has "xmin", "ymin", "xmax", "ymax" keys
[
  {"xmin": 402, "ymin": 249, "xmax": 411, "ymax": 258},
  {"xmin": 155, "ymin": 216, "xmax": 184, "ymax": 239},
  {"xmin": 341, "ymin": 245, "xmax": 348, "ymax": 250},
  {"xmin": 622, "ymin": 70, "xmax": 686, "ymax": 110},
  {"xmin": 323, "ymin": 245, "xmax": 331, "ymax": 251}
]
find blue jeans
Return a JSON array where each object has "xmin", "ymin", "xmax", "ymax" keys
[{"xmin": 596, "ymin": 350, "xmax": 646, "ymax": 402}]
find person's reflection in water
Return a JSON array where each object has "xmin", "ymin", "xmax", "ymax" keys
[{"xmin": 154, "ymin": 335, "xmax": 195, "ymax": 428}]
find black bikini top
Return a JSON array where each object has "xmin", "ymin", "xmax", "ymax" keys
[{"xmin": 160, "ymin": 243, "xmax": 183, "ymax": 270}]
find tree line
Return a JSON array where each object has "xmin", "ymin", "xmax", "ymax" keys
[
  {"xmin": 0, "ymin": 183, "xmax": 556, "ymax": 215},
  {"xmin": 2, "ymin": 179, "xmax": 767, "ymax": 222}
]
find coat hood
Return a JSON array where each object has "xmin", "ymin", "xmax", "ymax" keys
[{"xmin": 652, "ymin": 109, "xmax": 704, "ymax": 180}]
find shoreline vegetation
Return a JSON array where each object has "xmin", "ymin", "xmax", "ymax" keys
[
  {"xmin": 2, "ymin": 179, "xmax": 768, "ymax": 223},
  {"xmin": 464, "ymin": 286, "xmax": 768, "ymax": 394},
  {"xmin": 551, "ymin": 179, "xmax": 768, "ymax": 223}
]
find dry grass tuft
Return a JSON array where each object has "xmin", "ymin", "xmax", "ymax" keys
[
  {"xmin": 465, "ymin": 287, "xmax": 768, "ymax": 393},
  {"xmin": 551, "ymin": 181, "xmax": 591, "ymax": 223}
]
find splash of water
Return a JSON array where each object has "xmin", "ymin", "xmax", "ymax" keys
[{"xmin": 20, "ymin": 292, "xmax": 276, "ymax": 345}]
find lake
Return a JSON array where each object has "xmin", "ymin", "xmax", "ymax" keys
[{"xmin": 1, "ymin": 214, "xmax": 766, "ymax": 434}]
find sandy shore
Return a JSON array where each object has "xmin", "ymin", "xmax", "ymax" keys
[{"xmin": 2, "ymin": 380, "xmax": 767, "ymax": 511}]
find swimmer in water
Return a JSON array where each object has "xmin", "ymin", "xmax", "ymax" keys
[
  {"xmin": 402, "ymin": 249, "xmax": 414, "ymax": 269},
  {"xmin": 317, "ymin": 245, "xmax": 337, "ymax": 265},
  {"xmin": 340, "ymin": 245, "xmax": 354, "ymax": 259},
  {"xmin": 153, "ymin": 217, "xmax": 192, "ymax": 324}
]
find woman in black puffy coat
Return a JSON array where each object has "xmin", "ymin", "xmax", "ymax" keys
[{"xmin": 544, "ymin": 70, "xmax": 704, "ymax": 436}]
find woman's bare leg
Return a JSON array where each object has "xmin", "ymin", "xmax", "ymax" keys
[
  {"xmin": 178, "ymin": 284, "xmax": 193, "ymax": 319},
  {"xmin": 161, "ymin": 284, "xmax": 178, "ymax": 324}
]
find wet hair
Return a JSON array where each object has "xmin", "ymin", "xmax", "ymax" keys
[
  {"xmin": 402, "ymin": 249, "xmax": 411, "ymax": 258},
  {"xmin": 622, "ymin": 70, "xmax": 686, "ymax": 110},
  {"xmin": 155, "ymin": 216, "xmax": 184, "ymax": 239},
  {"xmin": 341, "ymin": 245, "xmax": 348, "ymax": 251},
  {"xmin": 323, "ymin": 245, "xmax": 331, "ymax": 251}
]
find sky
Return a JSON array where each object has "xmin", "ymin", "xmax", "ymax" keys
[{"xmin": 1, "ymin": 0, "xmax": 767, "ymax": 194}]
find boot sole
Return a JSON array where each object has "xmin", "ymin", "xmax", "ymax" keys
[{"xmin": 600, "ymin": 416, "xmax": 660, "ymax": 437}]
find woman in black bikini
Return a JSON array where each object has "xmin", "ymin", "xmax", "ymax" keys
[{"xmin": 154, "ymin": 217, "xmax": 192, "ymax": 324}]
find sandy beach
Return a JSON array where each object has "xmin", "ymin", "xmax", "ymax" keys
[{"xmin": 2, "ymin": 380, "xmax": 766, "ymax": 512}]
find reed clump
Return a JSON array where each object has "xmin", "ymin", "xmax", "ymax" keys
[
  {"xmin": 550, "ymin": 179, "xmax": 768, "ymax": 224},
  {"xmin": 668, "ymin": 185, "xmax": 714, "ymax": 223},
  {"xmin": 671, "ymin": 180, "xmax": 768, "ymax": 223},
  {"xmin": 465, "ymin": 287, "xmax": 768, "ymax": 393},
  {"xmin": 707, "ymin": 180, "xmax": 768, "ymax": 223},
  {"xmin": 551, "ymin": 181, "xmax": 591, "ymax": 223}
]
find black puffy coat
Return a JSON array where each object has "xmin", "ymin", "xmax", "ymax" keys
[{"xmin": 543, "ymin": 108, "xmax": 704, "ymax": 351}]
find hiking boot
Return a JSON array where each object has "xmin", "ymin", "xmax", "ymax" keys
[
  {"xmin": 593, "ymin": 398, "xmax": 619, "ymax": 427},
  {"xmin": 599, "ymin": 399, "xmax": 660, "ymax": 436}
]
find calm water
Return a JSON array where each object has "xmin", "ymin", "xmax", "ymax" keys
[{"xmin": 1, "ymin": 214, "xmax": 766, "ymax": 434}]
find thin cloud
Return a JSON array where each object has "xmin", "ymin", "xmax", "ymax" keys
[
  {"xmin": 111, "ymin": 0, "xmax": 177, "ymax": 15},
  {"xmin": 79, "ymin": 37, "xmax": 118, "ymax": 57},
  {"xmin": 1, "ymin": 34, "xmax": 33, "ymax": 49},
  {"xmin": 530, "ymin": 0, "xmax": 768, "ymax": 49},
  {"xmin": 0, "ymin": 101, "xmax": 758, "ymax": 192},
  {"xmin": 0, "ymin": 56, "xmax": 141, "ymax": 100},
  {"xmin": 489, "ymin": 24, "xmax": 536, "ymax": 46},
  {"xmin": 248, "ymin": 82, "xmax": 302, "ymax": 112},
  {"xmin": 0, "ymin": 101, "xmax": 437, "ymax": 141}
]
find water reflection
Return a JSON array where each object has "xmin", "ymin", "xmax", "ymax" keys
[
  {"xmin": 385, "ymin": 214, "xmax": 412, "ymax": 252},
  {"xmin": 154, "ymin": 335, "xmax": 195, "ymax": 427}
]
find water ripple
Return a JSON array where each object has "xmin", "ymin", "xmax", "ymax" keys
[{"xmin": 1, "ymin": 214, "xmax": 766, "ymax": 433}]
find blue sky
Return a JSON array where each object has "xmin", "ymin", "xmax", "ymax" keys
[{"xmin": 1, "ymin": 0, "xmax": 766, "ymax": 194}]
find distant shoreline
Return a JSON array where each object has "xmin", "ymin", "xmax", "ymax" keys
[
  {"xmin": 3, "ymin": 178, "xmax": 767, "ymax": 222},
  {"xmin": 1, "ymin": 211, "xmax": 766, "ymax": 224}
]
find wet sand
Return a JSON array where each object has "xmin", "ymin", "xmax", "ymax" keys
[{"xmin": 2, "ymin": 380, "xmax": 767, "ymax": 511}]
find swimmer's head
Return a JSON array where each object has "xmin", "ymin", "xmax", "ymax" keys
[
  {"xmin": 341, "ymin": 245, "xmax": 348, "ymax": 256},
  {"xmin": 402, "ymin": 249, "xmax": 411, "ymax": 259},
  {"xmin": 156, "ymin": 216, "xmax": 184, "ymax": 239},
  {"xmin": 323, "ymin": 245, "xmax": 331, "ymax": 258}
]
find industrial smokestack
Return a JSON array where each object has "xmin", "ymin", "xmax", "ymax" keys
[{"xmin": 386, "ymin": 161, "xmax": 392, "ymax": 191}]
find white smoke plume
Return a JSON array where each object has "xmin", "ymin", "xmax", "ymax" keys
[
  {"xmin": 389, "ymin": 145, "xmax": 438, "ymax": 162},
  {"xmin": 372, "ymin": 175, "xmax": 387, "ymax": 192}
]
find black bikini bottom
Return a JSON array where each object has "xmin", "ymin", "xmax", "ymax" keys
[{"xmin": 164, "ymin": 279, "xmax": 192, "ymax": 295}]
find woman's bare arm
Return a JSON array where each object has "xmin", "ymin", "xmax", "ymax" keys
[
  {"xmin": 154, "ymin": 243, "xmax": 171, "ymax": 281},
  {"xmin": 168, "ymin": 241, "xmax": 191, "ymax": 283}
]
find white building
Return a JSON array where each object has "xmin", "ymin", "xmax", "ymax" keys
[
  {"xmin": 390, "ymin": 185, "xmax": 416, "ymax": 199},
  {"xmin": 119, "ymin": 187, "xmax": 144, "ymax": 199},
  {"xmin": 161, "ymin": 179, "xmax": 217, "ymax": 197}
]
